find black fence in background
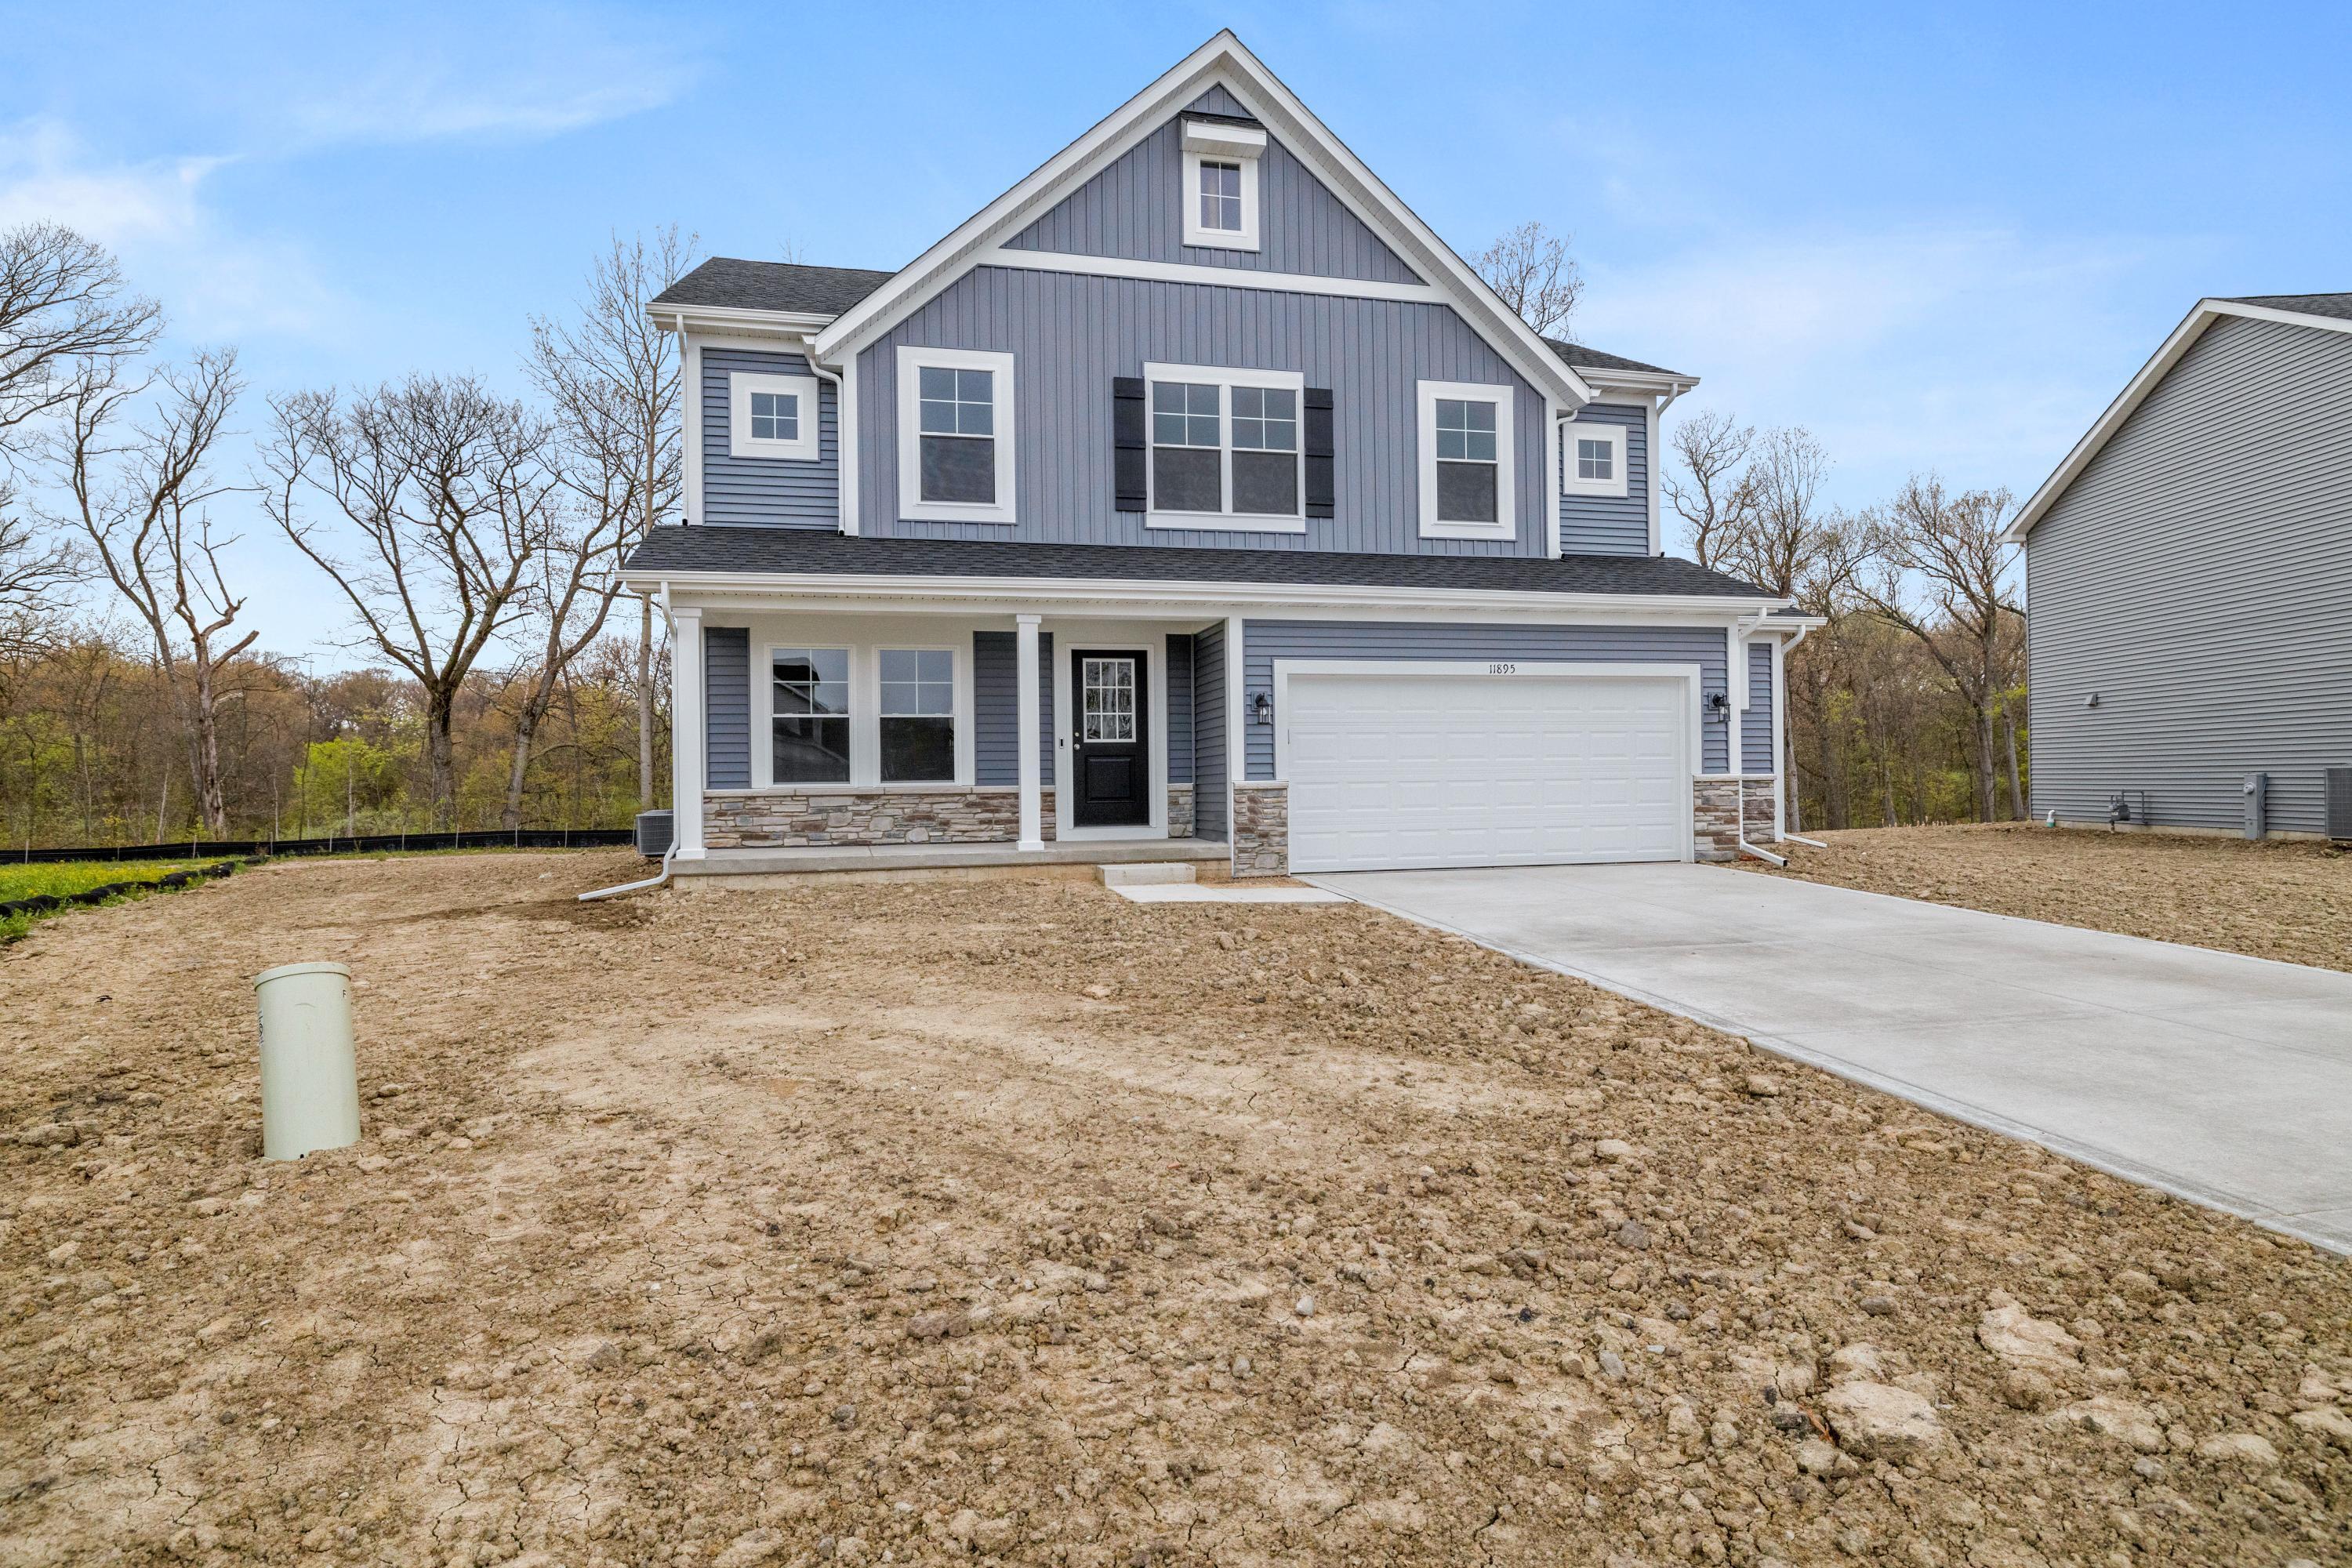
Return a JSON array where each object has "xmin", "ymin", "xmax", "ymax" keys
[{"xmin": 6, "ymin": 829, "xmax": 637, "ymax": 866}]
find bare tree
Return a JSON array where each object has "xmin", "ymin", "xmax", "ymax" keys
[
  {"xmin": 1855, "ymin": 477, "xmax": 2024, "ymax": 822},
  {"xmin": 526, "ymin": 227, "xmax": 695, "ymax": 811},
  {"xmin": 43, "ymin": 349, "xmax": 253, "ymax": 832},
  {"xmin": 1663, "ymin": 409, "xmax": 1755, "ymax": 571},
  {"xmin": 1, "ymin": 223, "xmax": 162, "ymax": 456},
  {"xmin": 0, "ymin": 482, "xmax": 76, "ymax": 656},
  {"xmin": 263, "ymin": 376, "xmax": 560, "ymax": 826},
  {"xmin": 1468, "ymin": 220, "xmax": 1582, "ymax": 339}
]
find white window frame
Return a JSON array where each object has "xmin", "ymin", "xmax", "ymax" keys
[
  {"xmin": 1180, "ymin": 120, "xmax": 1265, "ymax": 252},
  {"xmin": 1561, "ymin": 419, "xmax": 1629, "ymax": 499},
  {"xmin": 1417, "ymin": 379, "xmax": 1516, "ymax": 540},
  {"xmin": 728, "ymin": 371, "xmax": 821, "ymax": 461},
  {"xmin": 1142, "ymin": 361, "xmax": 1306, "ymax": 535},
  {"xmin": 877, "ymin": 645, "xmax": 960, "ymax": 786},
  {"xmin": 753, "ymin": 636, "xmax": 974, "ymax": 790},
  {"xmin": 895, "ymin": 346, "xmax": 1016, "ymax": 524}
]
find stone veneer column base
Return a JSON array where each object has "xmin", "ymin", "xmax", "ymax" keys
[
  {"xmin": 1692, "ymin": 776, "xmax": 1779, "ymax": 861},
  {"xmin": 705, "ymin": 787, "xmax": 1056, "ymax": 849},
  {"xmin": 1166, "ymin": 783, "xmax": 1195, "ymax": 840},
  {"xmin": 1232, "ymin": 782, "xmax": 1289, "ymax": 877}
]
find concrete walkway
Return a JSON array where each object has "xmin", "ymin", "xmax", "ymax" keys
[{"xmin": 1308, "ymin": 862, "xmax": 2352, "ymax": 1252}]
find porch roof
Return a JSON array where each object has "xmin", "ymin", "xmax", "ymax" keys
[{"xmin": 626, "ymin": 527, "xmax": 1774, "ymax": 601}]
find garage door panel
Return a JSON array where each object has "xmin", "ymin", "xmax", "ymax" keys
[{"xmin": 1283, "ymin": 670, "xmax": 1690, "ymax": 873}]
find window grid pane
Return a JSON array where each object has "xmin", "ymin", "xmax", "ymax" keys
[
  {"xmin": 1081, "ymin": 658, "xmax": 1136, "ymax": 742},
  {"xmin": 750, "ymin": 390, "xmax": 800, "ymax": 443},
  {"xmin": 917, "ymin": 364, "xmax": 994, "ymax": 440},
  {"xmin": 880, "ymin": 649, "xmax": 954, "ymax": 717},
  {"xmin": 771, "ymin": 647, "xmax": 850, "ymax": 783},
  {"xmin": 1577, "ymin": 436, "xmax": 1613, "ymax": 481},
  {"xmin": 1199, "ymin": 160, "xmax": 1242, "ymax": 232}
]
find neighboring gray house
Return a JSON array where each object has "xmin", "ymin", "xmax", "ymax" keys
[
  {"xmin": 622, "ymin": 32, "xmax": 1816, "ymax": 879},
  {"xmin": 2004, "ymin": 293, "xmax": 2352, "ymax": 840}
]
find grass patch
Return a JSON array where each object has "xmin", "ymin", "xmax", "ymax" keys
[{"xmin": 0, "ymin": 861, "xmax": 201, "ymax": 943}]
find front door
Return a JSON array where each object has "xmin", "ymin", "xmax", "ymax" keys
[{"xmin": 1071, "ymin": 649, "xmax": 1149, "ymax": 827}]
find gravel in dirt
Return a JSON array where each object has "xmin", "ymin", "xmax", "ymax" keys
[
  {"xmin": 2, "ymin": 851, "xmax": 2347, "ymax": 1566},
  {"xmin": 1744, "ymin": 822, "xmax": 2352, "ymax": 974}
]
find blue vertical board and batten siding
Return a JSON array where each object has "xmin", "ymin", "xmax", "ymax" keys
[
  {"xmin": 2027, "ymin": 314, "xmax": 2352, "ymax": 837},
  {"xmin": 1004, "ymin": 104, "xmax": 1421, "ymax": 285},
  {"xmin": 1192, "ymin": 623, "xmax": 1228, "ymax": 840},
  {"xmin": 1559, "ymin": 404, "xmax": 1651, "ymax": 557},
  {"xmin": 1167, "ymin": 633, "xmax": 1195, "ymax": 784},
  {"xmin": 1742, "ymin": 641, "xmax": 1776, "ymax": 774},
  {"xmin": 1240, "ymin": 621, "xmax": 1733, "ymax": 779},
  {"xmin": 700, "ymin": 347, "xmax": 838, "ymax": 528},
  {"xmin": 972, "ymin": 631, "xmax": 1056, "ymax": 788},
  {"xmin": 704, "ymin": 626, "xmax": 751, "ymax": 789},
  {"xmin": 859, "ymin": 267, "xmax": 1548, "ymax": 556}
]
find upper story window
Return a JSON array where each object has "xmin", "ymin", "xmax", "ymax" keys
[
  {"xmin": 1560, "ymin": 419, "xmax": 1629, "ymax": 499},
  {"xmin": 728, "ymin": 370, "xmax": 820, "ymax": 461},
  {"xmin": 895, "ymin": 347, "xmax": 1016, "ymax": 524},
  {"xmin": 1417, "ymin": 379, "xmax": 1516, "ymax": 539},
  {"xmin": 1180, "ymin": 118, "xmax": 1265, "ymax": 252},
  {"xmin": 1144, "ymin": 361, "xmax": 1305, "ymax": 533}
]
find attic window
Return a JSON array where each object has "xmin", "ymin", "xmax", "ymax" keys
[{"xmin": 1180, "ymin": 118, "xmax": 1264, "ymax": 252}]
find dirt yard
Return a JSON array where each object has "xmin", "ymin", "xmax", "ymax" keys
[
  {"xmin": 2, "ymin": 852, "xmax": 2347, "ymax": 1567},
  {"xmin": 1742, "ymin": 823, "xmax": 2352, "ymax": 974}
]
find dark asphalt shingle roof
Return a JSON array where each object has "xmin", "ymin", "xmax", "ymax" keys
[
  {"xmin": 626, "ymin": 526, "xmax": 1773, "ymax": 600},
  {"xmin": 650, "ymin": 260, "xmax": 1691, "ymax": 382},
  {"xmin": 2223, "ymin": 292, "xmax": 2352, "ymax": 323}
]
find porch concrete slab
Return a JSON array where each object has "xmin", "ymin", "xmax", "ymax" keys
[
  {"xmin": 1112, "ymin": 884, "xmax": 1347, "ymax": 904},
  {"xmin": 1306, "ymin": 862, "xmax": 2352, "ymax": 1253},
  {"xmin": 676, "ymin": 837, "xmax": 1230, "ymax": 877}
]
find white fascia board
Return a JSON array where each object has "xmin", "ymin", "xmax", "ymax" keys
[
  {"xmin": 1578, "ymin": 371, "xmax": 1700, "ymax": 402},
  {"xmin": 975, "ymin": 247, "xmax": 1442, "ymax": 305},
  {"xmin": 652, "ymin": 303, "xmax": 837, "ymax": 339},
  {"xmin": 2002, "ymin": 297, "xmax": 2352, "ymax": 544},
  {"xmin": 808, "ymin": 31, "xmax": 1594, "ymax": 410},
  {"xmin": 622, "ymin": 566, "xmax": 1791, "ymax": 621}
]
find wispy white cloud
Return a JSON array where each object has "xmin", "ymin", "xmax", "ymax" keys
[
  {"xmin": 1578, "ymin": 223, "xmax": 2177, "ymax": 508},
  {"xmin": 0, "ymin": 120, "xmax": 342, "ymax": 340}
]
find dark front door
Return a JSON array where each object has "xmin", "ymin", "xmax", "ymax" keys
[{"xmin": 1071, "ymin": 648, "xmax": 1149, "ymax": 827}]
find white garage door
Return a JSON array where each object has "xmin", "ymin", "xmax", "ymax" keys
[{"xmin": 1283, "ymin": 668, "xmax": 1690, "ymax": 873}]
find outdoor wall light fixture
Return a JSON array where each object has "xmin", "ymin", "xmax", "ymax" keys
[
  {"xmin": 1252, "ymin": 692, "xmax": 1273, "ymax": 725},
  {"xmin": 1706, "ymin": 691, "xmax": 1730, "ymax": 722}
]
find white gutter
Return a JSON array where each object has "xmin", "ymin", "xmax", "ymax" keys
[
  {"xmin": 1768, "ymin": 617, "xmax": 1828, "ymax": 848},
  {"xmin": 795, "ymin": 333, "xmax": 852, "ymax": 534}
]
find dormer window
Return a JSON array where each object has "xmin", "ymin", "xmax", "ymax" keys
[{"xmin": 1180, "ymin": 118, "xmax": 1264, "ymax": 252}]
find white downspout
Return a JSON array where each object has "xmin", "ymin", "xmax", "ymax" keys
[
  {"xmin": 1772, "ymin": 620, "xmax": 1828, "ymax": 850},
  {"xmin": 797, "ymin": 333, "xmax": 853, "ymax": 535}
]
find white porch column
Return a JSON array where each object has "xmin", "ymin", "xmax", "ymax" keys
[
  {"xmin": 670, "ymin": 605, "xmax": 706, "ymax": 859},
  {"xmin": 1015, "ymin": 613, "xmax": 1044, "ymax": 851}
]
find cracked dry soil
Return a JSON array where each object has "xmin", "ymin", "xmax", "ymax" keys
[{"xmin": 1, "ymin": 851, "xmax": 2347, "ymax": 1567}]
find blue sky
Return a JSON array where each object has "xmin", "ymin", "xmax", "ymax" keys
[{"xmin": 4, "ymin": 1, "xmax": 2346, "ymax": 659}]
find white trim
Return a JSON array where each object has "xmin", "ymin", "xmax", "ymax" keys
[
  {"xmin": 808, "ymin": 32, "xmax": 1595, "ymax": 407},
  {"xmin": 894, "ymin": 346, "xmax": 1016, "ymax": 524},
  {"xmin": 2004, "ymin": 296, "xmax": 2352, "ymax": 542},
  {"xmin": 1559, "ymin": 419, "xmax": 1629, "ymax": 499},
  {"xmin": 1543, "ymin": 397, "xmax": 1563, "ymax": 558},
  {"xmin": 1417, "ymin": 379, "xmax": 1516, "ymax": 540},
  {"xmin": 1645, "ymin": 401, "xmax": 1662, "ymax": 554},
  {"xmin": 1181, "ymin": 118, "xmax": 1267, "ymax": 158},
  {"xmin": 626, "ymin": 566, "xmax": 1796, "ymax": 621},
  {"xmin": 751, "ymin": 632, "xmax": 973, "ymax": 790},
  {"xmin": 837, "ymin": 351, "xmax": 861, "ymax": 535},
  {"xmin": 670, "ymin": 606, "xmax": 706, "ymax": 859},
  {"xmin": 654, "ymin": 304, "xmax": 836, "ymax": 340},
  {"xmin": 1181, "ymin": 141, "xmax": 1261, "ymax": 251},
  {"xmin": 1770, "ymin": 632, "xmax": 1789, "ymax": 840},
  {"xmin": 682, "ymin": 339, "xmax": 704, "ymax": 524},
  {"xmin": 1052, "ymin": 635, "xmax": 1167, "ymax": 840},
  {"xmin": 975, "ymin": 245, "xmax": 1441, "ymax": 305},
  {"xmin": 1142, "ymin": 361, "xmax": 1306, "ymax": 533},
  {"xmin": 1269, "ymin": 657, "xmax": 1702, "ymax": 865},
  {"xmin": 728, "ymin": 370, "xmax": 821, "ymax": 461},
  {"xmin": 1223, "ymin": 615, "xmax": 1246, "ymax": 850},
  {"xmin": 1726, "ymin": 624, "xmax": 1744, "ymax": 781}
]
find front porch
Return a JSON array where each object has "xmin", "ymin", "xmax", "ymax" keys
[{"xmin": 668, "ymin": 602, "xmax": 1233, "ymax": 870}]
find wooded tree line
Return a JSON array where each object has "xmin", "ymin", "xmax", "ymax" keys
[{"xmin": 0, "ymin": 222, "xmax": 690, "ymax": 846}]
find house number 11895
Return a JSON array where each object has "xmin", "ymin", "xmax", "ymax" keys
[{"xmin": 1487, "ymin": 662, "xmax": 1518, "ymax": 675}]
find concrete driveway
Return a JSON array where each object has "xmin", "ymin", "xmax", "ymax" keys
[{"xmin": 1308, "ymin": 862, "xmax": 2352, "ymax": 1252}]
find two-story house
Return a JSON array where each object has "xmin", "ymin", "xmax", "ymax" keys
[{"xmin": 622, "ymin": 32, "xmax": 1814, "ymax": 879}]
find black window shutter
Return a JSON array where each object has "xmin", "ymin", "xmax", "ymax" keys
[
  {"xmin": 1112, "ymin": 377, "xmax": 1147, "ymax": 513},
  {"xmin": 1303, "ymin": 387, "xmax": 1335, "ymax": 518}
]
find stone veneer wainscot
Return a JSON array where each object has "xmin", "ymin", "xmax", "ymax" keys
[
  {"xmin": 704, "ymin": 788, "xmax": 1058, "ymax": 849},
  {"xmin": 1232, "ymin": 782, "xmax": 1289, "ymax": 877},
  {"xmin": 1692, "ymin": 777, "xmax": 1778, "ymax": 861}
]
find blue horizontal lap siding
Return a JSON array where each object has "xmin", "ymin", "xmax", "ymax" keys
[
  {"xmin": 973, "ymin": 630, "xmax": 1056, "ymax": 786},
  {"xmin": 1193, "ymin": 623, "xmax": 1228, "ymax": 840},
  {"xmin": 1742, "ymin": 641, "xmax": 1776, "ymax": 773},
  {"xmin": 1241, "ymin": 620, "xmax": 1730, "ymax": 779},
  {"xmin": 861, "ymin": 267, "xmax": 1548, "ymax": 557},
  {"xmin": 701, "ymin": 347, "xmax": 838, "ymax": 528},
  {"xmin": 1167, "ymin": 633, "xmax": 1195, "ymax": 784},
  {"xmin": 704, "ymin": 626, "xmax": 751, "ymax": 789},
  {"xmin": 1004, "ymin": 103, "xmax": 1421, "ymax": 285},
  {"xmin": 1560, "ymin": 404, "xmax": 1650, "ymax": 556}
]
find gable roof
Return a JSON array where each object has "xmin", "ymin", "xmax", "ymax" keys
[
  {"xmin": 805, "ymin": 31, "xmax": 1597, "ymax": 408},
  {"xmin": 655, "ymin": 259, "xmax": 892, "ymax": 318},
  {"xmin": 2002, "ymin": 292, "xmax": 2352, "ymax": 543}
]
